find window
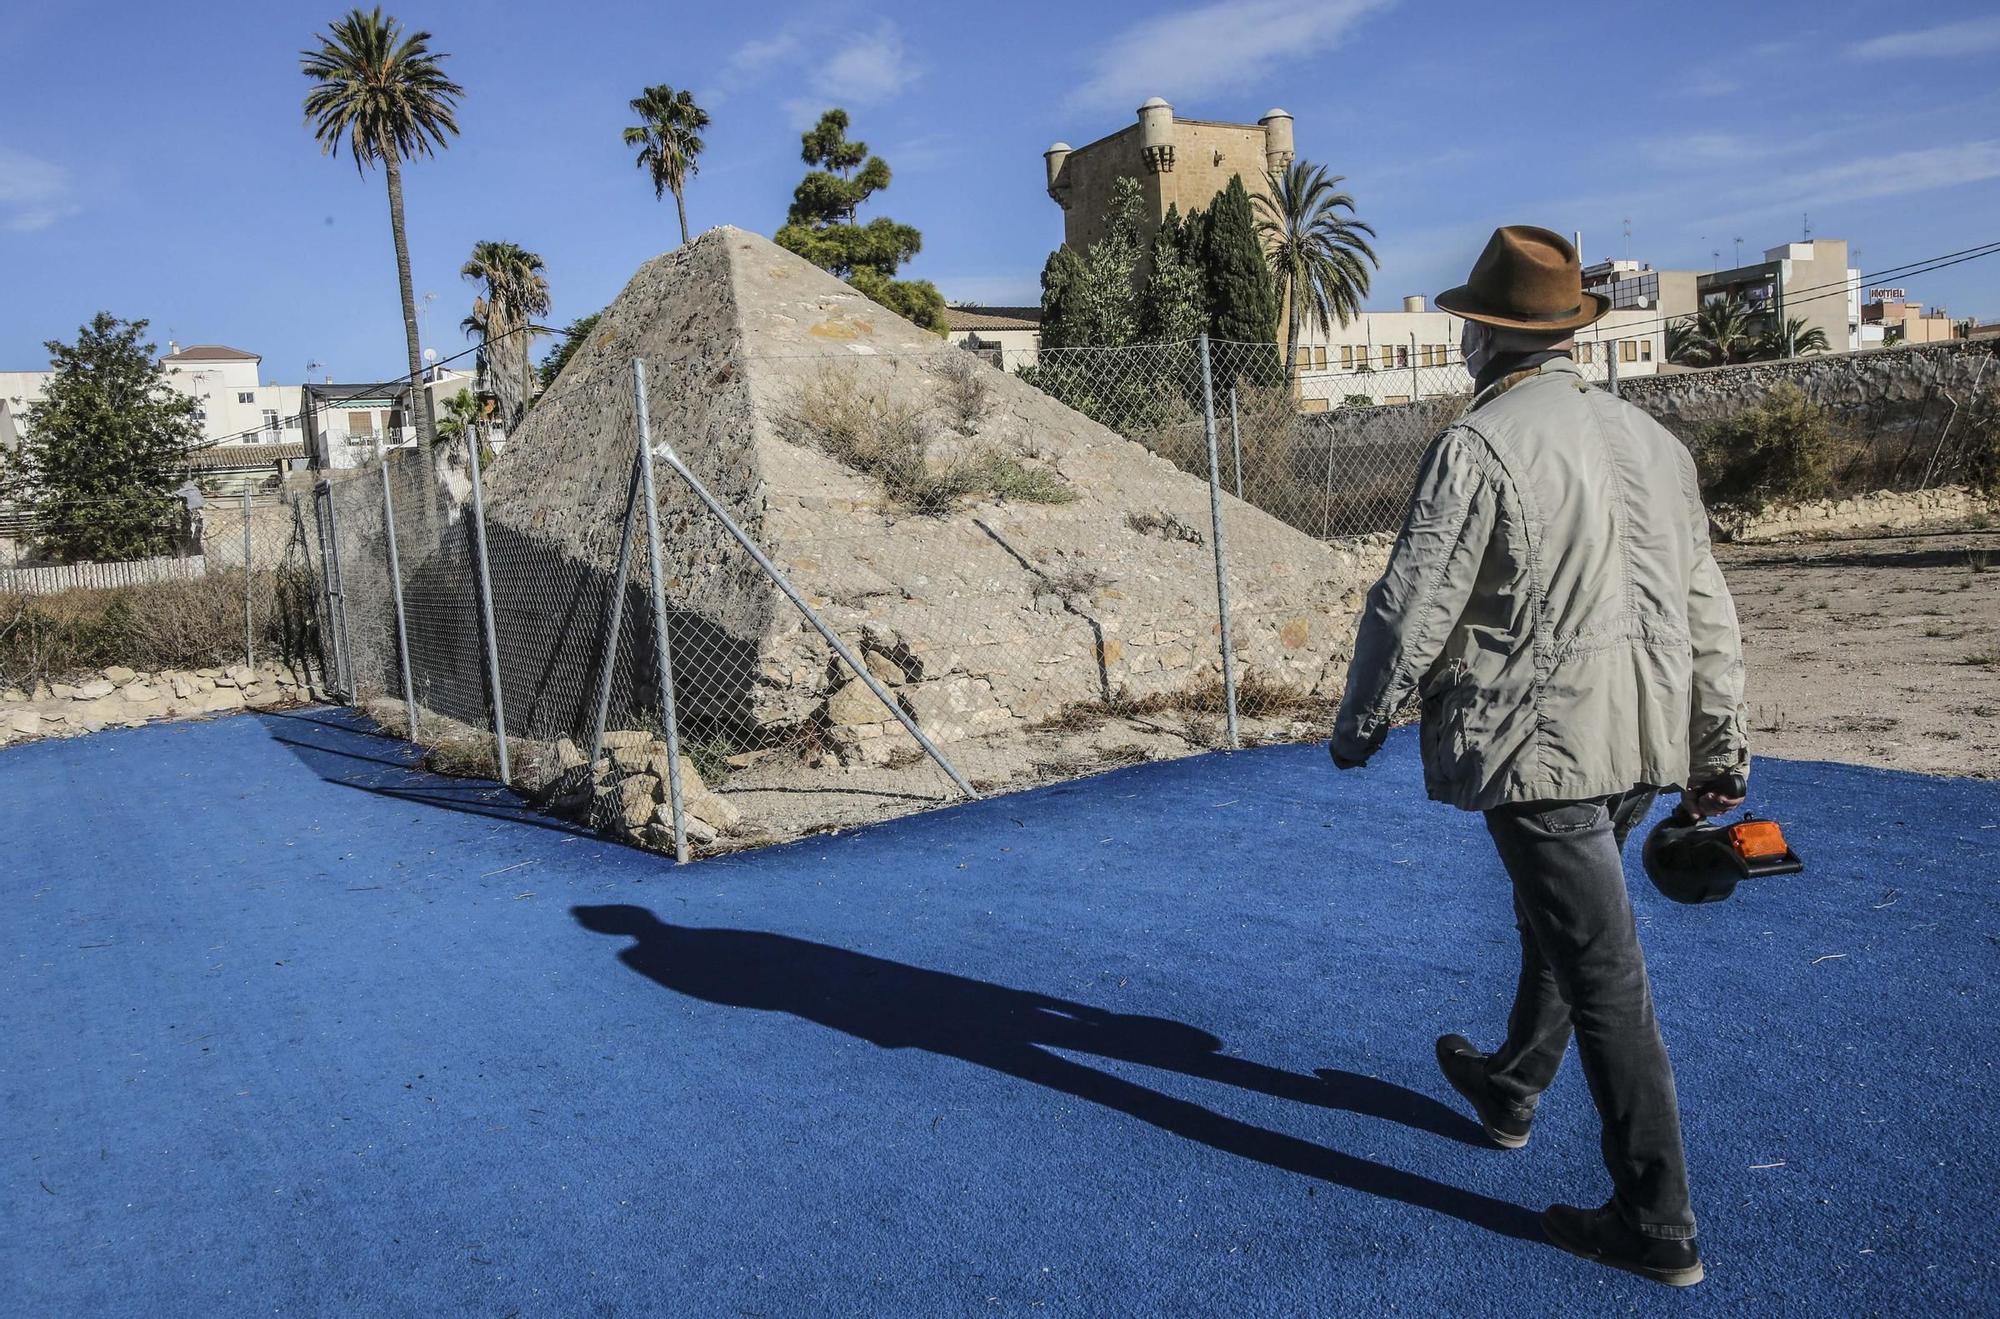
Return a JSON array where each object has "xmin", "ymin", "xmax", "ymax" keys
[
  {"xmin": 237, "ymin": 391, "xmax": 256, "ymax": 404},
  {"xmin": 1340, "ymin": 345, "xmax": 1354, "ymax": 368},
  {"xmin": 262, "ymin": 409, "xmax": 279, "ymax": 435},
  {"xmin": 1395, "ymin": 345, "xmax": 1409, "ymax": 367},
  {"xmin": 1576, "ymin": 342, "xmax": 1593, "ymax": 363},
  {"xmin": 1313, "ymin": 347, "xmax": 1327, "ymax": 370},
  {"xmin": 1299, "ymin": 397, "xmax": 1330, "ymax": 413},
  {"xmin": 1384, "ymin": 394, "xmax": 1411, "ymax": 405},
  {"xmin": 1620, "ymin": 340, "xmax": 1638, "ymax": 362},
  {"xmin": 1639, "ymin": 339, "xmax": 1653, "ymax": 361},
  {"xmin": 1380, "ymin": 346, "xmax": 1395, "ymax": 368}
]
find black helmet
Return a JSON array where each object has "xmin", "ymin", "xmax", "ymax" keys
[{"xmin": 1643, "ymin": 807, "xmax": 1802, "ymax": 906}]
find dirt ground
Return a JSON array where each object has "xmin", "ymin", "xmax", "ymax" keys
[{"xmin": 1717, "ymin": 527, "xmax": 2000, "ymax": 779}]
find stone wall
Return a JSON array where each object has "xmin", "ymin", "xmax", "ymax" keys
[
  {"xmin": 1717, "ymin": 484, "xmax": 1999, "ymax": 542},
  {"xmin": 0, "ymin": 660, "xmax": 315, "ymax": 747},
  {"xmin": 1616, "ymin": 340, "xmax": 1999, "ymax": 439}
]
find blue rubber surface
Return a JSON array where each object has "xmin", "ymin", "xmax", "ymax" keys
[{"xmin": 3, "ymin": 707, "xmax": 1996, "ymax": 1316}]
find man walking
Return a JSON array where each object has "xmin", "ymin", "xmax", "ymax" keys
[{"xmin": 1329, "ymin": 226, "xmax": 1749, "ymax": 1286}]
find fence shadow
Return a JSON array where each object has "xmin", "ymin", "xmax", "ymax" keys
[
  {"xmin": 571, "ymin": 903, "xmax": 1543, "ymax": 1244},
  {"xmin": 255, "ymin": 707, "xmax": 593, "ymax": 836}
]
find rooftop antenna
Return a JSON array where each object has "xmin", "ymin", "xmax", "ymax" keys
[
  {"xmin": 1803, "ymin": 212, "xmax": 1812, "ymax": 241},
  {"xmin": 1733, "ymin": 236, "xmax": 1743, "ymax": 267},
  {"xmin": 1621, "ymin": 216, "xmax": 1631, "ymax": 259}
]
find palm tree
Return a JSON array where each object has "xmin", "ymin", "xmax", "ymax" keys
[
  {"xmin": 1670, "ymin": 295, "xmax": 1760, "ymax": 367},
  {"xmin": 624, "ymin": 84, "xmax": 710, "ymax": 247},
  {"xmin": 459, "ymin": 240, "xmax": 551, "ymax": 432},
  {"xmin": 1253, "ymin": 160, "xmax": 1378, "ymax": 381},
  {"xmin": 302, "ymin": 8, "xmax": 463, "ymax": 446},
  {"xmin": 1756, "ymin": 316, "xmax": 1831, "ymax": 360}
]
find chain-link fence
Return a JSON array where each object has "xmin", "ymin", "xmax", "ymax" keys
[
  {"xmin": 299, "ymin": 334, "xmax": 2000, "ymax": 863},
  {"xmin": 0, "ymin": 488, "xmax": 327, "ymax": 697}
]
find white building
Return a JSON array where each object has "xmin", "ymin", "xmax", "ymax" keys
[
  {"xmin": 943, "ymin": 306, "xmax": 1043, "ymax": 371},
  {"xmin": 1286, "ymin": 298, "xmax": 1668, "ymax": 409}
]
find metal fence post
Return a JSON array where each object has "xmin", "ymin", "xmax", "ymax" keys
[
  {"xmin": 633, "ymin": 360, "xmax": 690, "ymax": 864},
  {"xmin": 1198, "ymin": 334, "xmax": 1242, "ymax": 749},
  {"xmin": 1607, "ymin": 343, "xmax": 1619, "ymax": 396},
  {"xmin": 379, "ymin": 459, "xmax": 419, "ymax": 741},
  {"xmin": 586, "ymin": 443, "xmax": 646, "ymax": 770},
  {"xmin": 1228, "ymin": 385, "xmax": 1244, "ymax": 499},
  {"xmin": 645, "ymin": 432, "xmax": 980, "ymax": 803},
  {"xmin": 464, "ymin": 426, "xmax": 512, "ymax": 785},
  {"xmin": 315, "ymin": 480, "xmax": 354, "ymax": 699},
  {"xmin": 241, "ymin": 485, "xmax": 254, "ymax": 670}
]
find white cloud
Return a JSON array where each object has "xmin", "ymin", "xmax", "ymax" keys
[
  {"xmin": 1850, "ymin": 15, "xmax": 2000, "ymax": 60},
  {"xmin": 820, "ymin": 22, "xmax": 914, "ymax": 103},
  {"xmin": 713, "ymin": 19, "xmax": 917, "ymax": 113},
  {"xmin": 1774, "ymin": 140, "xmax": 2000, "ymax": 207},
  {"xmin": 1070, "ymin": 0, "xmax": 1394, "ymax": 112},
  {"xmin": 0, "ymin": 146, "xmax": 77, "ymax": 232}
]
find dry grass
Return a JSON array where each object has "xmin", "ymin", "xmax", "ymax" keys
[
  {"xmin": 1, "ymin": 571, "xmax": 312, "ymax": 689},
  {"xmin": 788, "ymin": 365, "xmax": 1073, "ymax": 515}
]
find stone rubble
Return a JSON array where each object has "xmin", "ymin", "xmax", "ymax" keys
[{"xmin": 0, "ymin": 660, "xmax": 321, "ymax": 749}]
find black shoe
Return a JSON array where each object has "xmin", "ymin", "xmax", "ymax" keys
[
  {"xmin": 1435, "ymin": 1034, "xmax": 1532, "ymax": 1149},
  {"xmin": 1542, "ymin": 1202, "xmax": 1704, "ymax": 1287}
]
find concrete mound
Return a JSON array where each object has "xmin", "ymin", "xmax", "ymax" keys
[{"xmin": 482, "ymin": 227, "xmax": 1374, "ymax": 783}]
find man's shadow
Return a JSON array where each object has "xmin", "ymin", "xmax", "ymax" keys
[{"xmin": 572, "ymin": 905, "xmax": 1543, "ymax": 1243}]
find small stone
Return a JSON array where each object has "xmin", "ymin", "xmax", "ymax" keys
[
  {"xmin": 865, "ymin": 650, "xmax": 909, "ymax": 685},
  {"xmin": 244, "ymin": 687, "xmax": 283, "ymax": 708},
  {"xmin": 103, "ymin": 666, "xmax": 137, "ymax": 685},
  {"xmin": 169, "ymin": 675, "xmax": 194, "ymax": 700},
  {"xmin": 225, "ymin": 665, "xmax": 257, "ymax": 686},
  {"xmin": 1, "ymin": 688, "xmax": 27, "ymax": 703},
  {"xmin": 609, "ymin": 742, "xmax": 652, "ymax": 773},
  {"xmin": 196, "ymin": 668, "xmax": 222, "ymax": 679},
  {"xmin": 9, "ymin": 711, "xmax": 40, "ymax": 736},
  {"xmin": 50, "ymin": 683, "xmax": 78, "ymax": 700},
  {"xmin": 555, "ymin": 737, "xmax": 588, "ymax": 771},
  {"xmin": 617, "ymin": 774, "xmax": 660, "ymax": 830},
  {"xmin": 202, "ymin": 688, "xmax": 246, "ymax": 713},
  {"xmin": 122, "ymin": 684, "xmax": 162, "ymax": 704},
  {"xmin": 826, "ymin": 677, "xmax": 894, "ymax": 726},
  {"xmin": 74, "ymin": 679, "xmax": 116, "ymax": 700}
]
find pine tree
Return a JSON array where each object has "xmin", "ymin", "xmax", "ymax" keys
[
  {"xmin": 1201, "ymin": 176, "xmax": 1283, "ymax": 382},
  {"xmin": 775, "ymin": 109, "xmax": 945, "ymax": 332},
  {"xmin": 14, "ymin": 314, "xmax": 202, "ymax": 562}
]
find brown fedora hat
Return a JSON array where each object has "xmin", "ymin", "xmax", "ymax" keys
[{"xmin": 1436, "ymin": 225, "xmax": 1609, "ymax": 332}]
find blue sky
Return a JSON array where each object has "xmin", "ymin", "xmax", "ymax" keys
[{"xmin": 4, "ymin": 0, "xmax": 1999, "ymax": 383}]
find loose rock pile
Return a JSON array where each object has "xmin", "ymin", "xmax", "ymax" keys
[
  {"xmin": 542, "ymin": 731, "xmax": 743, "ymax": 848},
  {"xmin": 0, "ymin": 661, "xmax": 319, "ymax": 747}
]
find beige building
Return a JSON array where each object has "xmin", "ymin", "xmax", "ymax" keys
[
  {"xmin": 1699, "ymin": 240, "xmax": 1859, "ymax": 352},
  {"xmin": 1046, "ymin": 97, "xmax": 1294, "ymax": 252},
  {"xmin": 1859, "ymin": 289, "xmax": 1957, "ymax": 346},
  {"xmin": 943, "ymin": 306, "xmax": 1042, "ymax": 371},
  {"xmin": 1285, "ymin": 298, "xmax": 1669, "ymax": 410}
]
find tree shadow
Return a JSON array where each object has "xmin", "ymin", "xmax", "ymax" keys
[{"xmin": 572, "ymin": 904, "xmax": 1544, "ymax": 1243}]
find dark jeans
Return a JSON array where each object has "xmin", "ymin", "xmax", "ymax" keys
[{"xmin": 1482, "ymin": 788, "xmax": 1696, "ymax": 1241}]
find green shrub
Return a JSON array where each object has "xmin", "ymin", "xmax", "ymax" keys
[{"xmin": 1692, "ymin": 383, "xmax": 1857, "ymax": 514}]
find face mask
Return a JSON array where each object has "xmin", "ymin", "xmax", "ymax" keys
[{"xmin": 1460, "ymin": 320, "xmax": 1495, "ymax": 380}]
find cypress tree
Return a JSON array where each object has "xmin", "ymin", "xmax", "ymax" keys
[{"xmin": 1201, "ymin": 176, "xmax": 1283, "ymax": 381}]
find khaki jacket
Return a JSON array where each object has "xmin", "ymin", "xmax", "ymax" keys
[{"xmin": 1332, "ymin": 358, "xmax": 1749, "ymax": 809}]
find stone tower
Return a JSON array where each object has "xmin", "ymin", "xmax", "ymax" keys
[{"xmin": 1045, "ymin": 98, "xmax": 1296, "ymax": 252}]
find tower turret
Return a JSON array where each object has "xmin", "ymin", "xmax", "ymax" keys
[
  {"xmin": 1259, "ymin": 109, "xmax": 1295, "ymax": 173},
  {"xmin": 1138, "ymin": 96, "xmax": 1175, "ymax": 174}
]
